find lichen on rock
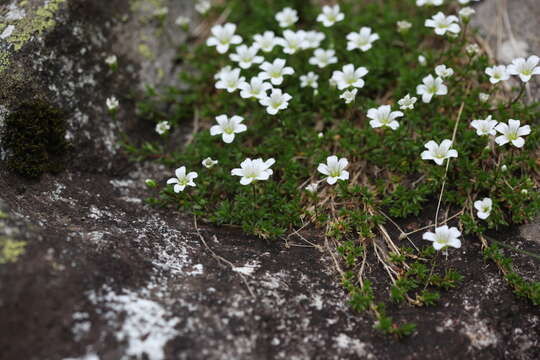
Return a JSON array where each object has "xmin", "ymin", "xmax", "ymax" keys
[
  {"xmin": 0, "ymin": 237, "xmax": 26, "ymax": 264},
  {"xmin": 0, "ymin": 0, "xmax": 67, "ymax": 73}
]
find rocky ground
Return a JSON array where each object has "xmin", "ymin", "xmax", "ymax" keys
[{"xmin": 0, "ymin": 1, "xmax": 539, "ymax": 359}]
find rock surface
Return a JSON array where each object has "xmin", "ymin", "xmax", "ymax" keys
[
  {"xmin": 472, "ymin": 0, "xmax": 540, "ymax": 100},
  {"xmin": 0, "ymin": 1, "xmax": 539, "ymax": 359}
]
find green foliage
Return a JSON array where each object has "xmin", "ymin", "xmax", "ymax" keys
[
  {"xmin": 3, "ymin": 100, "xmax": 70, "ymax": 178},
  {"xmin": 484, "ymin": 244, "xmax": 540, "ymax": 306},
  {"xmin": 337, "ymin": 240, "xmax": 364, "ymax": 267},
  {"xmin": 374, "ymin": 303, "xmax": 417, "ymax": 338}
]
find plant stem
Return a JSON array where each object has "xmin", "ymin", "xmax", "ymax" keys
[{"xmin": 435, "ymin": 96, "xmax": 467, "ymax": 227}]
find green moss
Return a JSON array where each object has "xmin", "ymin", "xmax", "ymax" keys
[
  {"xmin": 0, "ymin": 238, "xmax": 26, "ymax": 265},
  {"xmin": 3, "ymin": 100, "xmax": 70, "ymax": 178}
]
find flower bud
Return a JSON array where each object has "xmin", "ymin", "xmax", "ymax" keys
[{"xmin": 145, "ymin": 179, "xmax": 157, "ymax": 189}]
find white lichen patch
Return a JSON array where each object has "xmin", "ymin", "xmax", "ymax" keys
[
  {"xmin": 232, "ymin": 260, "xmax": 260, "ymax": 276},
  {"xmin": 5, "ymin": 4, "xmax": 26, "ymax": 22},
  {"xmin": 142, "ymin": 218, "xmax": 193, "ymax": 275},
  {"xmin": 1, "ymin": 24, "xmax": 15, "ymax": 39},
  {"xmin": 311, "ymin": 294, "xmax": 323, "ymax": 310},
  {"xmin": 72, "ymin": 312, "xmax": 91, "ymax": 341},
  {"xmin": 110, "ymin": 179, "xmax": 135, "ymax": 188},
  {"xmin": 260, "ymin": 270, "xmax": 288, "ymax": 290},
  {"xmin": 461, "ymin": 319, "xmax": 499, "ymax": 350},
  {"xmin": 88, "ymin": 285, "xmax": 179, "ymax": 360},
  {"xmin": 187, "ymin": 263, "xmax": 204, "ymax": 276},
  {"xmin": 334, "ymin": 333, "xmax": 372, "ymax": 359},
  {"xmin": 63, "ymin": 353, "xmax": 100, "ymax": 360},
  {"xmin": 88, "ymin": 205, "xmax": 116, "ymax": 220},
  {"xmin": 447, "ymin": 303, "xmax": 499, "ymax": 350},
  {"xmin": 120, "ymin": 196, "xmax": 143, "ymax": 204}
]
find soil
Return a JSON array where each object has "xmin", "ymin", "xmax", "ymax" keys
[{"xmin": 0, "ymin": 1, "xmax": 539, "ymax": 359}]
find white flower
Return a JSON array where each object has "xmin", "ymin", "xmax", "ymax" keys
[
  {"xmin": 230, "ymin": 45, "xmax": 264, "ymax": 69},
  {"xmin": 422, "ymin": 226, "xmax": 462, "ymax": 251},
  {"xmin": 253, "ymin": 31, "xmax": 280, "ymax": 52},
  {"xmin": 485, "ymin": 65, "xmax": 510, "ymax": 84},
  {"xmin": 331, "ymin": 64, "xmax": 369, "ymax": 90},
  {"xmin": 425, "ymin": 12, "xmax": 460, "ymax": 36},
  {"xmin": 105, "ymin": 55, "xmax": 117, "ymax": 66},
  {"xmin": 303, "ymin": 31, "xmax": 325, "ymax": 49},
  {"xmin": 202, "ymin": 157, "xmax": 218, "ymax": 168},
  {"xmin": 397, "ymin": 20, "xmax": 412, "ymax": 33},
  {"xmin": 214, "ymin": 65, "xmax": 232, "ymax": 80},
  {"xmin": 418, "ymin": 55, "xmax": 427, "ymax": 66},
  {"xmin": 195, "ymin": 0, "xmax": 211, "ymax": 15},
  {"xmin": 155, "ymin": 121, "xmax": 171, "ymax": 135},
  {"xmin": 346, "ymin": 27, "xmax": 380, "ymax": 52},
  {"xmin": 471, "ymin": 115, "xmax": 498, "ymax": 136},
  {"xmin": 466, "ymin": 44, "xmax": 480, "ymax": 55},
  {"xmin": 309, "ymin": 48, "xmax": 338, "ymax": 68},
  {"xmin": 167, "ymin": 166, "xmax": 198, "ymax": 193},
  {"xmin": 317, "ymin": 5, "xmax": 344, "ymax": 27},
  {"xmin": 416, "ymin": 75, "xmax": 448, "ymax": 103},
  {"xmin": 435, "ymin": 64, "xmax": 454, "ymax": 78},
  {"xmin": 458, "ymin": 0, "xmax": 480, "ymax": 4},
  {"xmin": 507, "ymin": 56, "xmax": 540, "ymax": 82},
  {"xmin": 416, "ymin": 0, "xmax": 444, "ymax": 6},
  {"xmin": 210, "ymin": 115, "xmax": 247, "ymax": 143},
  {"xmin": 239, "ymin": 76, "xmax": 272, "ymax": 100},
  {"xmin": 494, "ymin": 119, "xmax": 531, "ymax": 148},
  {"xmin": 259, "ymin": 58, "xmax": 294, "ymax": 85},
  {"xmin": 398, "ymin": 94, "xmax": 417, "ymax": 110},
  {"xmin": 106, "ymin": 96, "xmax": 119, "ymax": 111},
  {"xmin": 459, "ymin": 7, "xmax": 475, "ymax": 21},
  {"xmin": 367, "ymin": 105, "xmax": 403, "ymax": 130},
  {"xmin": 300, "ymin": 72, "xmax": 319, "ymax": 89},
  {"xmin": 317, "ymin": 156, "xmax": 349, "ymax": 185},
  {"xmin": 175, "ymin": 16, "xmax": 190, "ymax": 27},
  {"xmin": 215, "ymin": 68, "xmax": 245, "ymax": 93},
  {"xmin": 276, "ymin": 7, "xmax": 298, "ymax": 28},
  {"xmin": 421, "ymin": 140, "xmax": 458, "ymax": 165},
  {"xmin": 305, "ymin": 183, "xmax": 319, "ymax": 193},
  {"xmin": 206, "ymin": 23, "xmax": 242, "ymax": 54},
  {"xmin": 474, "ymin": 198, "xmax": 493, "ymax": 220},
  {"xmin": 231, "ymin": 158, "xmax": 275, "ymax": 185},
  {"xmin": 279, "ymin": 30, "xmax": 307, "ymax": 55},
  {"xmin": 340, "ymin": 89, "xmax": 358, "ymax": 104},
  {"xmin": 259, "ymin": 89, "xmax": 292, "ymax": 115},
  {"xmin": 318, "ymin": 132, "xmax": 324, "ymax": 138},
  {"xmin": 477, "ymin": 93, "xmax": 489, "ymax": 103}
]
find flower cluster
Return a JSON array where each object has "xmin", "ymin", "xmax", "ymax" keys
[
  {"xmin": 193, "ymin": 6, "xmax": 373, "ymax": 187},
  {"xmin": 157, "ymin": 2, "xmax": 537, "ymax": 262},
  {"xmin": 486, "ymin": 56, "xmax": 540, "ymax": 83}
]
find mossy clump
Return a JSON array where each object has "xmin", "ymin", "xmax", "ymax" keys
[{"xmin": 3, "ymin": 100, "xmax": 70, "ymax": 178}]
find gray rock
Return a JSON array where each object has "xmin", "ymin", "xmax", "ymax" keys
[{"xmin": 0, "ymin": 1, "xmax": 539, "ymax": 360}]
